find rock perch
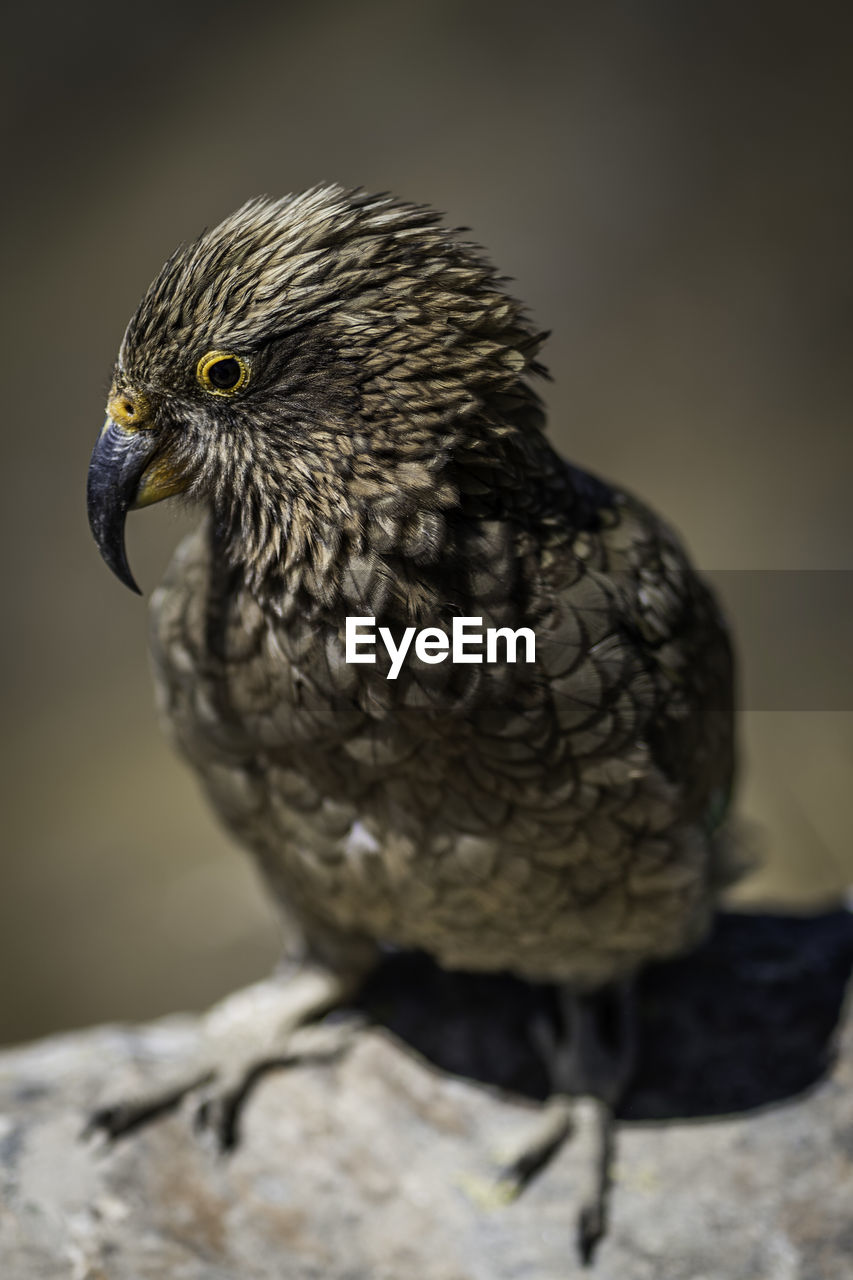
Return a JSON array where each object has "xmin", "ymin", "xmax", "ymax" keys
[{"xmin": 1, "ymin": 909, "xmax": 852, "ymax": 1279}]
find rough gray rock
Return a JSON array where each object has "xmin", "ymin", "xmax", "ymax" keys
[{"xmin": 1, "ymin": 910, "xmax": 852, "ymax": 1280}]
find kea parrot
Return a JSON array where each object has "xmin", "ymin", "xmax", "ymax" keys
[{"xmin": 86, "ymin": 186, "xmax": 736, "ymax": 1261}]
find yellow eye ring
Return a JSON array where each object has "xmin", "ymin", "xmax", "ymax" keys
[{"xmin": 196, "ymin": 350, "xmax": 251, "ymax": 396}]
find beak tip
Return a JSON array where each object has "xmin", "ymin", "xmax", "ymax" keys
[
  {"xmin": 114, "ymin": 558, "xmax": 143, "ymax": 595},
  {"xmin": 87, "ymin": 420, "xmax": 149, "ymax": 596}
]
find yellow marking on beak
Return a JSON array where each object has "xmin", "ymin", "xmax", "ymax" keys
[
  {"xmin": 106, "ymin": 388, "xmax": 153, "ymax": 433},
  {"xmin": 133, "ymin": 456, "xmax": 189, "ymax": 509}
]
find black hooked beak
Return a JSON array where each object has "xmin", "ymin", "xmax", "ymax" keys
[{"xmin": 86, "ymin": 419, "xmax": 158, "ymax": 594}]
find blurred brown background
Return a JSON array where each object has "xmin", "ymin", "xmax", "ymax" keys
[{"xmin": 1, "ymin": 1, "xmax": 851, "ymax": 1045}]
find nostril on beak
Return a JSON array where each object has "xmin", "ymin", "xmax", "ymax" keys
[{"xmin": 107, "ymin": 387, "xmax": 150, "ymax": 429}]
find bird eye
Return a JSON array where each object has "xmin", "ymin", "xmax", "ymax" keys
[{"xmin": 197, "ymin": 351, "xmax": 250, "ymax": 396}]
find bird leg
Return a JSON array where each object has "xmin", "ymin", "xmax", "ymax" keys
[
  {"xmin": 494, "ymin": 979, "xmax": 636, "ymax": 1265},
  {"xmin": 85, "ymin": 961, "xmax": 367, "ymax": 1151}
]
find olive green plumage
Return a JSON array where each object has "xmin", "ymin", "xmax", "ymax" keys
[{"xmin": 105, "ymin": 185, "xmax": 736, "ymax": 988}]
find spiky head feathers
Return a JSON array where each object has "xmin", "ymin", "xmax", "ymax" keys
[{"xmin": 111, "ymin": 186, "xmax": 549, "ymax": 592}]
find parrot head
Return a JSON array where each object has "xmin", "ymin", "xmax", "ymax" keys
[{"xmin": 87, "ymin": 186, "xmax": 545, "ymax": 594}]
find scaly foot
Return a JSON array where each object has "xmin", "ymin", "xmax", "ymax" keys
[
  {"xmin": 485, "ymin": 981, "xmax": 636, "ymax": 1266},
  {"xmin": 85, "ymin": 964, "xmax": 364, "ymax": 1151}
]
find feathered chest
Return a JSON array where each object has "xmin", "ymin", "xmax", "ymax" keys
[
  {"xmin": 146, "ymin": 505, "xmax": 731, "ymax": 982},
  {"xmin": 149, "ymin": 511, "xmax": 661, "ymax": 809}
]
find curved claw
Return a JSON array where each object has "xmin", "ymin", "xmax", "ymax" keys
[{"xmin": 83, "ymin": 1068, "xmax": 214, "ymax": 1143}]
